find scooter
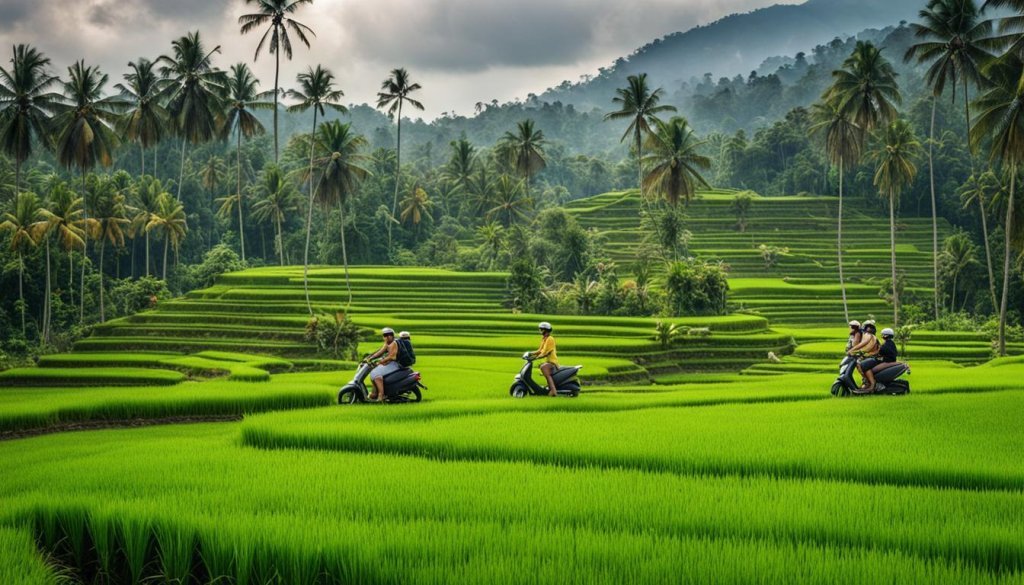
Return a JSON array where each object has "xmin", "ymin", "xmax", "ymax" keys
[
  {"xmin": 338, "ymin": 358, "xmax": 425, "ymax": 404},
  {"xmin": 831, "ymin": 354, "xmax": 910, "ymax": 397},
  {"xmin": 510, "ymin": 353, "xmax": 582, "ymax": 398}
]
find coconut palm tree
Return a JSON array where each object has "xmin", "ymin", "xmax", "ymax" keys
[
  {"xmin": 0, "ymin": 44, "xmax": 60, "ymax": 198},
  {"xmin": 308, "ymin": 120, "xmax": 370, "ymax": 307},
  {"xmin": 1, "ymin": 191, "xmax": 41, "ymax": 335},
  {"xmin": 39, "ymin": 181, "xmax": 84, "ymax": 289},
  {"xmin": 487, "ymin": 175, "xmax": 532, "ymax": 227},
  {"xmin": 238, "ymin": 0, "xmax": 314, "ymax": 162},
  {"xmin": 466, "ymin": 162, "xmax": 496, "ymax": 218},
  {"xmin": 221, "ymin": 62, "xmax": 272, "ymax": 261},
  {"xmin": 641, "ymin": 116, "xmax": 711, "ymax": 208},
  {"xmin": 29, "ymin": 199, "xmax": 56, "ymax": 343},
  {"xmin": 981, "ymin": 0, "xmax": 1024, "ymax": 55},
  {"xmin": 869, "ymin": 119, "xmax": 922, "ymax": 327},
  {"xmin": 498, "ymin": 120, "xmax": 547, "ymax": 199},
  {"xmin": 442, "ymin": 138, "xmax": 477, "ymax": 191},
  {"xmin": 971, "ymin": 53, "xmax": 1024, "ymax": 355},
  {"xmin": 828, "ymin": 41, "xmax": 902, "ymax": 133},
  {"xmin": 115, "ymin": 58, "xmax": 167, "ymax": 177},
  {"xmin": 603, "ymin": 73, "xmax": 677, "ymax": 203},
  {"xmin": 146, "ymin": 192, "xmax": 187, "ymax": 280},
  {"xmin": 811, "ymin": 100, "xmax": 864, "ymax": 322},
  {"xmin": 157, "ymin": 32, "xmax": 227, "ymax": 200},
  {"xmin": 376, "ymin": 68, "xmax": 424, "ymax": 248},
  {"xmin": 941, "ymin": 231, "xmax": 980, "ymax": 311},
  {"xmin": 400, "ymin": 184, "xmax": 432, "ymax": 233},
  {"xmin": 905, "ymin": 0, "xmax": 997, "ymax": 317},
  {"xmin": 87, "ymin": 177, "xmax": 129, "ymax": 322},
  {"xmin": 129, "ymin": 176, "xmax": 166, "ymax": 277},
  {"xmin": 251, "ymin": 164, "xmax": 298, "ymax": 265},
  {"xmin": 200, "ymin": 156, "xmax": 227, "ymax": 197}
]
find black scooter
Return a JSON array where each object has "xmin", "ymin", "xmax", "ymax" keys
[
  {"xmin": 510, "ymin": 352, "xmax": 582, "ymax": 398},
  {"xmin": 338, "ymin": 358, "xmax": 425, "ymax": 404},
  {"xmin": 831, "ymin": 355, "xmax": 910, "ymax": 397}
]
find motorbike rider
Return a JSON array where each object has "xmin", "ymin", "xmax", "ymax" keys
[
  {"xmin": 846, "ymin": 320, "xmax": 862, "ymax": 352},
  {"xmin": 529, "ymin": 322, "xmax": 559, "ymax": 396},
  {"xmin": 854, "ymin": 327, "xmax": 898, "ymax": 394},
  {"xmin": 847, "ymin": 320, "xmax": 879, "ymax": 389},
  {"xmin": 367, "ymin": 327, "xmax": 399, "ymax": 402}
]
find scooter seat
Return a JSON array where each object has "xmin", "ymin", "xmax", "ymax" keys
[{"xmin": 870, "ymin": 361, "xmax": 905, "ymax": 375}]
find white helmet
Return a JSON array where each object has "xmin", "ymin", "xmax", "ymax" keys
[
  {"xmin": 381, "ymin": 327, "xmax": 395, "ymax": 336},
  {"xmin": 862, "ymin": 319, "xmax": 876, "ymax": 328},
  {"xmin": 881, "ymin": 328, "xmax": 895, "ymax": 337},
  {"xmin": 399, "ymin": 331, "xmax": 410, "ymax": 339},
  {"xmin": 849, "ymin": 320, "xmax": 861, "ymax": 327},
  {"xmin": 538, "ymin": 321, "xmax": 552, "ymax": 331}
]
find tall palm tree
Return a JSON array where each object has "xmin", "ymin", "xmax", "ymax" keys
[
  {"xmin": 251, "ymin": 164, "xmax": 298, "ymax": 265},
  {"xmin": 376, "ymin": 67, "xmax": 424, "ymax": 248},
  {"xmin": 87, "ymin": 178, "xmax": 129, "ymax": 322},
  {"xmin": 0, "ymin": 45, "xmax": 60, "ymax": 199},
  {"xmin": 498, "ymin": 120, "xmax": 547, "ymax": 199},
  {"xmin": 39, "ymin": 181, "xmax": 84, "ymax": 289},
  {"xmin": 129, "ymin": 176, "xmax": 166, "ymax": 277},
  {"xmin": 400, "ymin": 184, "xmax": 432, "ymax": 234},
  {"xmin": 466, "ymin": 162, "xmax": 496, "ymax": 218},
  {"xmin": 221, "ymin": 62, "xmax": 271, "ymax": 261},
  {"xmin": 971, "ymin": 53, "xmax": 1024, "ymax": 355},
  {"xmin": 905, "ymin": 0, "xmax": 997, "ymax": 316},
  {"xmin": 115, "ymin": 58, "xmax": 167, "ymax": 176},
  {"xmin": 52, "ymin": 61, "xmax": 121, "ymax": 323},
  {"xmin": 238, "ymin": 0, "xmax": 314, "ymax": 162},
  {"xmin": 146, "ymin": 192, "xmax": 187, "ymax": 280},
  {"xmin": 941, "ymin": 231, "xmax": 979, "ymax": 311},
  {"xmin": 30, "ymin": 198, "xmax": 56, "ymax": 343},
  {"xmin": 200, "ymin": 156, "xmax": 227, "ymax": 197},
  {"xmin": 811, "ymin": 100, "xmax": 864, "ymax": 322},
  {"xmin": 869, "ymin": 119, "xmax": 922, "ymax": 327},
  {"xmin": 442, "ymin": 138, "xmax": 477, "ymax": 190},
  {"xmin": 1, "ymin": 191, "xmax": 41, "ymax": 335},
  {"xmin": 981, "ymin": 0, "xmax": 1024, "ymax": 55},
  {"xmin": 308, "ymin": 120, "xmax": 370, "ymax": 307},
  {"xmin": 828, "ymin": 41, "xmax": 902, "ymax": 133},
  {"xmin": 487, "ymin": 175, "xmax": 532, "ymax": 227},
  {"xmin": 158, "ymin": 32, "xmax": 227, "ymax": 200},
  {"xmin": 641, "ymin": 116, "xmax": 711, "ymax": 208},
  {"xmin": 603, "ymin": 73, "xmax": 676, "ymax": 203}
]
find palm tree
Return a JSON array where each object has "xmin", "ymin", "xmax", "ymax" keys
[
  {"xmin": 39, "ymin": 181, "xmax": 84, "ymax": 289},
  {"xmin": 1, "ymin": 191, "xmax": 41, "ymax": 335},
  {"xmin": 146, "ymin": 192, "xmax": 187, "ymax": 280},
  {"xmin": 971, "ymin": 53, "xmax": 1024, "ymax": 355},
  {"xmin": 30, "ymin": 199, "xmax": 56, "ymax": 343},
  {"xmin": 87, "ymin": 178, "xmax": 129, "ymax": 322},
  {"xmin": 442, "ymin": 138, "xmax": 477, "ymax": 190},
  {"xmin": 115, "ymin": 58, "xmax": 167, "ymax": 176},
  {"xmin": 51, "ymin": 61, "xmax": 121, "ymax": 323},
  {"xmin": 376, "ymin": 68, "xmax": 424, "ymax": 248},
  {"xmin": 200, "ymin": 156, "xmax": 227, "ymax": 197},
  {"xmin": 811, "ymin": 100, "xmax": 864, "ymax": 322},
  {"xmin": 641, "ymin": 116, "xmax": 711, "ymax": 207},
  {"xmin": 158, "ymin": 31, "xmax": 227, "ymax": 200},
  {"xmin": 941, "ymin": 232, "xmax": 979, "ymax": 311},
  {"xmin": 221, "ymin": 62, "xmax": 271, "ymax": 261},
  {"xmin": 476, "ymin": 222, "xmax": 504, "ymax": 269},
  {"xmin": 828, "ymin": 41, "xmax": 902, "ymax": 133},
  {"xmin": 603, "ymin": 73, "xmax": 677, "ymax": 202},
  {"xmin": 238, "ymin": 0, "xmax": 314, "ymax": 162},
  {"xmin": 499, "ymin": 120, "xmax": 547, "ymax": 199},
  {"xmin": 869, "ymin": 119, "xmax": 922, "ymax": 327},
  {"xmin": 487, "ymin": 175, "xmax": 532, "ymax": 227},
  {"xmin": 905, "ymin": 0, "xmax": 997, "ymax": 317},
  {"xmin": 466, "ymin": 162, "xmax": 496, "ymax": 218},
  {"xmin": 400, "ymin": 184, "xmax": 432, "ymax": 235},
  {"xmin": 129, "ymin": 176, "xmax": 166, "ymax": 277},
  {"xmin": 308, "ymin": 120, "xmax": 370, "ymax": 307},
  {"xmin": 251, "ymin": 164, "xmax": 299, "ymax": 265},
  {"xmin": 0, "ymin": 45, "xmax": 61, "ymax": 198}
]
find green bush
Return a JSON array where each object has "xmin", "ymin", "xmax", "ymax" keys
[
  {"xmin": 304, "ymin": 313, "xmax": 361, "ymax": 361},
  {"xmin": 664, "ymin": 260, "xmax": 729, "ymax": 316},
  {"xmin": 179, "ymin": 244, "xmax": 248, "ymax": 291},
  {"xmin": 108, "ymin": 276, "xmax": 171, "ymax": 318}
]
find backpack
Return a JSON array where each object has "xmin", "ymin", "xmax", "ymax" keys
[{"xmin": 396, "ymin": 338, "xmax": 416, "ymax": 367}]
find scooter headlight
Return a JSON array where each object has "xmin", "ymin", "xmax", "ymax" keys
[{"xmin": 513, "ymin": 374, "xmax": 521, "ymax": 381}]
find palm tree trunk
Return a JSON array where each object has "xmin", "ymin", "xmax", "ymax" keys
[
  {"xmin": 99, "ymin": 238, "xmax": 105, "ymax": 323},
  {"xmin": 43, "ymin": 236, "xmax": 51, "ymax": 344},
  {"xmin": 153, "ymin": 147, "xmax": 158, "ymax": 180},
  {"xmin": 141, "ymin": 144, "xmax": 146, "ymax": 176},
  {"xmin": 145, "ymin": 231, "xmax": 150, "ymax": 277},
  {"xmin": 928, "ymin": 96, "xmax": 939, "ymax": 321},
  {"xmin": 890, "ymin": 191, "xmax": 899, "ymax": 328},
  {"xmin": 340, "ymin": 200, "xmax": 352, "ymax": 306},
  {"xmin": 80, "ymin": 171, "xmax": 87, "ymax": 324},
  {"xmin": 951, "ymin": 272, "xmax": 958, "ymax": 315},
  {"xmin": 273, "ymin": 43, "xmax": 280, "ymax": 163},
  {"xmin": 163, "ymin": 236, "xmax": 169, "ymax": 281},
  {"xmin": 17, "ymin": 251, "xmax": 24, "ymax": 336},
  {"xmin": 276, "ymin": 215, "xmax": 284, "ymax": 266},
  {"xmin": 389, "ymin": 101, "xmax": 404, "ymax": 251},
  {"xmin": 237, "ymin": 127, "xmax": 246, "ymax": 261},
  {"xmin": 998, "ymin": 166, "xmax": 1014, "ymax": 357},
  {"xmin": 303, "ymin": 110, "xmax": 320, "ymax": 316},
  {"xmin": 635, "ymin": 126, "xmax": 644, "ymax": 202},
  {"xmin": 177, "ymin": 138, "xmax": 186, "ymax": 200},
  {"xmin": 838, "ymin": 162, "xmax": 849, "ymax": 323},
  {"xmin": 964, "ymin": 78, "xmax": 998, "ymax": 311},
  {"xmin": 14, "ymin": 160, "xmax": 20, "ymax": 199}
]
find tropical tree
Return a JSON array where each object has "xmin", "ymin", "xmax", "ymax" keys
[
  {"xmin": 971, "ymin": 53, "xmax": 1024, "ymax": 355},
  {"xmin": 238, "ymin": 0, "xmax": 314, "ymax": 162},
  {"xmin": 811, "ymin": 100, "xmax": 864, "ymax": 322},
  {"xmin": 487, "ymin": 175, "xmax": 532, "ymax": 227},
  {"xmin": 940, "ymin": 232, "xmax": 980, "ymax": 311},
  {"xmin": 905, "ymin": 0, "xmax": 997, "ymax": 317},
  {"xmin": 376, "ymin": 68, "xmax": 424, "ymax": 248},
  {"xmin": 200, "ymin": 156, "xmax": 227, "ymax": 197},
  {"xmin": 476, "ymin": 222, "xmax": 504, "ymax": 269},
  {"xmin": 400, "ymin": 184, "xmax": 432, "ymax": 234},
  {"xmin": 130, "ymin": 176, "xmax": 166, "ymax": 277},
  {"xmin": 1, "ymin": 191, "xmax": 41, "ymax": 335},
  {"xmin": 221, "ymin": 62, "xmax": 272, "ymax": 261},
  {"xmin": 641, "ymin": 116, "xmax": 710, "ymax": 208},
  {"xmin": 40, "ymin": 182, "xmax": 84, "ymax": 289},
  {"xmin": 157, "ymin": 31, "xmax": 227, "ymax": 200},
  {"xmin": 498, "ymin": 119, "xmax": 547, "ymax": 199},
  {"xmin": 442, "ymin": 138, "xmax": 477, "ymax": 190},
  {"xmin": 115, "ymin": 58, "xmax": 167, "ymax": 176},
  {"xmin": 146, "ymin": 192, "xmax": 187, "ymax": 280},
  {"xmin": 308, "ymin": 120, "xmax": 370, "ymax": 307},
  {"xmin": 869, "ymin": 119, "xmax": 922, "ymax": 327},
  {"xmin": 603, "ymin": 73, "xmax": 676, "ymax": 202},
  {"xmin": 0, "ymin": 45, "xmax": 60, "ymax": 197},
  {"xmin": 251, "ymin": 164, "xmax": 299, "ymax": 265},
  {"xmin": 87, "ymin": 178, "xmax": 129, "ymax": 322},
  {"xmin": 828, "ymin": 41, "xmax": 901, "ymax": 133}
]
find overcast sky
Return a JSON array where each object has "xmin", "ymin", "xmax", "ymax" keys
[{"xmin": 0, "ymin": 0, "xmax": 788, "ymax": 119}]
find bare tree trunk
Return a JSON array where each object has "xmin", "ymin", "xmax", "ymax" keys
[
  {"xmin": 237, "ymin": 127, "xmax": 246, "ymax": 261},
  {"xmin": 838, "ymin": 162, "xmax": 849, "ymax": 323},
  {"xmin": 303, "ymin": 109, "xmax": 320, "ymax": 316},
  {"xmin": 273, "ymin": 43, "xmax": 280, "ymax": 163},
  {"xmin": 163, "ymin": 236, "xmax": 169, "ymax": 281},
  {"xmin": 998, "ymin": 167, "xmax": 1015, "ymax": 356},
  {"xmin": 145, "ymin": 231, "xmax": 150, "ymax": 277},
  {"xmin": 928, "ymin": 97, "xmax": 938, "ymax": 321},
  {"xmin": 99, "ymin": 238, "xmax": 106, "ymax": 323},
  {"xmin": 340, "ymin": 200, "xmax": 352, "ymax": 306},
  {"xmin": 389, "ymin": 101, "xmax": 404, "ymax": 251},
  {"xmin": 141, "ymin": 144, "xmax": 146, "ymax": 177},
  {"xmin": 17, "ymin": 252, "xmax": 25, "ymax": 336},
  {"xmin": 43, "ymin": 236, "xmax": 51, "ymax": 344},
  {"xmin": 276, "ymin": 215, "xmax": 284, "ymax": 266},
  {"xmin": 177, "ymin": 138, "xmax": 186, "ymax": 200},
  {"xmin": 80, "ymin": 171, "xmax": 87, "ymax": 324},
  {"xmin": 890, "ymin": 191, "xmax": 899, "ymax": 328}
]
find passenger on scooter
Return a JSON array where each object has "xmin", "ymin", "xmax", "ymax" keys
[
  {"xmin": 846, "ymin": 320, "xmax": 862, "ymax": 351},
  {"xmin": 848, "ymin": 320, "xmax": 879, "ymax": 389},
  {"xmin": 367, "ymin": 327, "xmax": 399, "ymax": 402},
  {"xmin": 855, "ymin": 327, "xmax": 898, "ymax": 393},
  {"xmin": 529, "ymin": 322, "xmax": 559, "ymax": 397}
]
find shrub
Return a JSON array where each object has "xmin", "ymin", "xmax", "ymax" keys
[
  {"xmin": 654, "ymin": 321, "xmax": 680, "ymax": 349},
  {"xmin": 108, "ymin": 277, "xmax": 171, "ymax": 318},
  {"xmin": 180, "ymin": 245, "xmax": 248, "ymax": 291},
  {"xmin": 758, "ymin": 244, "xmax": 789, "ymax": 270},
  {"xmin": 730, "ymin": 192, "xmax": 753, "ymax": 232},
  {"xmin": 507, "ymin": 260, "xmax": 545, "ymax": 313},
  {"xmin": 664, "ymin": 261, "xmax": 729, "ymax": 316},
  {"xmin": 304, "ymin": 312, "xmax": 361, "ymax": 361}
]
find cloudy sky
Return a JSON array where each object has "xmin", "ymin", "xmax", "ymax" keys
[{"xmin": 0, "ymin": 0, "xmax": 787, "ymax": 119}]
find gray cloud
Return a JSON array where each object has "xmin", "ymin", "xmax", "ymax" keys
[{"xmin": 0, "ymin": 0, "xmax": 38, "ymax": 31}]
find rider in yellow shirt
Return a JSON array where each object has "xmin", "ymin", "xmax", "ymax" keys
[{"xmin": 530, "ymin": 321, "xmax": 559, "ymax": 396}]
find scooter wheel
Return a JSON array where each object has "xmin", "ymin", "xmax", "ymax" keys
[
  {"xmin": 338, "ymin": 387, "xmax": 359, "ymax": 405},
  {"xmin": 563, "ymin": 384, "xmax": 581, "ymax": 397},
  {"xmin": 510, "ymin": 383, "xmax": 527, "ymax": 399},
  {"xmin": 410, "ymin": 388, "xmax": 422, "ymax": 402},
  {"xmin": 830, "ymin": 381, "xmax": 847, "ymax": 398}
]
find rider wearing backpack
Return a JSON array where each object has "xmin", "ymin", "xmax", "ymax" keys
[{"xmin": 396, "ymin": 331, "xmax": 416, "ymax": 367}]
